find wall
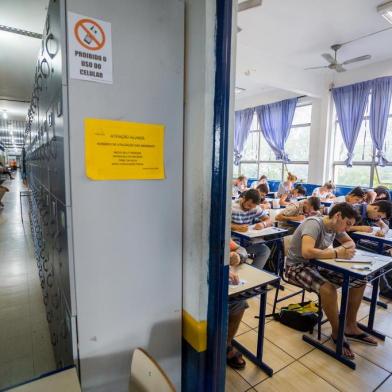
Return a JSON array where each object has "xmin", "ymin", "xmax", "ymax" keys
[{"xmin": 65, "ymin": 1, "xmax": 184, "ymax": 390}]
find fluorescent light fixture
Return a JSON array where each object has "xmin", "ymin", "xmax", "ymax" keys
[
  {"xmin": 2, "ymin": 111, "xmax": 7, "ymax": 119},
  {"xmin": 378, "ymin": 1, "xmax": 392, "ymax": 24}
]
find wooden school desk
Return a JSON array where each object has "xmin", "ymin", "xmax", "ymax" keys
[
  {"xmin": 229, "ymin": 264, "xmax": 280, "ymax": 376},
  {"xmin": 302, "ymin": 249, "xmax": 392, "ymax": 370}
]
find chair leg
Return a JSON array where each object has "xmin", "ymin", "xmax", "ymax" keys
[
  {"xmin": 301, "ymin": 289, "xmax": 305, "ymax": 303},
  {"xmin": 271, "ymin": 284, "xmax": 280, "ymax": 316}
]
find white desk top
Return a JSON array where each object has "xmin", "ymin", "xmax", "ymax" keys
[
  {"xmin": 229, "ymin": 264, "xmax": 278, "ymax": 296},
  {"xmin": 353, "ymin": 228, "xmax": 392, "ymax": 242},
  {"xmin": 231, "ymin": 225, "xmax": 287, "ymax": 239},
  {"xmin": 8, "ymin": 368, "xmax": 80, "ymax": 392},
  {"xmin": 314, "ymin": 249, "xmax": 392, "ymax": 277}
]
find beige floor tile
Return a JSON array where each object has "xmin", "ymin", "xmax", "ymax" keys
[
  {"xmin": 242, "ymin": 298, "xmax": 273, "ymax": 329},
  {"xmin": 350, "ymin": 336, "xmax": 392, "ymax": 372},
  {"xmin": 0, "ymin": 332, "xmax": 33, "ymax": 365},
  {"xmin": 234, "ymin": 330, "xmax": 295, "ymax": 386},
  {"xmin": 225, "ymin": 367, "xmax": 251, "ymax": 392},
  {"xmin": 361, "ymin": 311, "xmax": 392, "ymax": 339},
  {"xmin": 377, "ymin": 375, "xmax": 392, "ymax": 392},
  {"xmin": 299, "ymin": 342, "xmax": 390, "ymax": 392},
  {"xmin": 0, "ymin": 356, "xmax": 35, "ymax": 390},
  {"xmin": 264, "ymin": 321, "xmax": 328, "ymax": 359},
  {"xmin": 236, "ymin": 321, "xmax": 252, "ymax": 337},
  {"xmin": 254, "ymin": 361, "xmax": 338, "ymax": 392}
]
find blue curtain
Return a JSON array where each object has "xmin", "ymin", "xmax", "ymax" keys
[
  {"xmin": 234, "ymin": 108, "xmax": 254, "ymax": 165},
  {"xmin": 255, "ymin": 97, "xmax": 298, "ymax": 162},
  {"xmin": 369, "ymin": 77, "xmax": 392, "ymax": 166},
  {"xmin": 332, "ymin": 81, "xmax": 371, "ymax": 167}
]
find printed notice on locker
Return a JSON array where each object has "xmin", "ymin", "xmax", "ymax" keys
[
  {"xmin": 68, "ymin": 12, "xmax": 113, "ymax": 84},
  {"xmin": 85, "ymin": 118, "xmax": 165, "ymax": 180}
]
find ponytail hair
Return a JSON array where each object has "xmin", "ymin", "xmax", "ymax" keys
[
  {"xmin": 323, "ymin": 181, "xmax": 335, "ymax": 191},
  {"xmin": 287, "ymin": 172, "xmax": 297, "ymax": 182}
]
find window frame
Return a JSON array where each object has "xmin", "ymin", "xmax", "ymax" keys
[
  {"xmin": 238, "ymin": 102, "xmax": 312, "ymax": 181},
  {"xmin": 332, "ymin": 109, "xmax": 392, "ymax": 188}
]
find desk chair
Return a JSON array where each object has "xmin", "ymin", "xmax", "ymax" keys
[
  {"xmin": 271, "ymin": 235, "xmax": 324, "ymax": 339},
  {"xmin": 129, "ymin": 348, "xmax": 175, "ymax": 392}
]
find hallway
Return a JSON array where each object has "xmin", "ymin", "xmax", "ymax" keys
[{"xmin": 0, "ymin": 174, "xmax": 54, "ymax": 389}]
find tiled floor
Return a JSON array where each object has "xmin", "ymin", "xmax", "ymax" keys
[
  {"xmin": 226, "ymin": 281, "xmax": 392, "ymax": 392},
  {"xmin": 0, "ymin": 174, "xmax": 55, "ymax": 390}
]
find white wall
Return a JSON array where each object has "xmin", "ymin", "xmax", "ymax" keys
[{"xmin": 65, "ymin": 1, "xmax": 184, "ymax": 390}]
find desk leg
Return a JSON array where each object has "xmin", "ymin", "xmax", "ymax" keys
[
  {"xmin": 303, "ymin": 273, "xmax": 356, "ymax": 369},
  {"xmin": 232, "ymin": 290, "xmax": 274, "ymax": 377},
  {"xmin": 358, "ymin": 277, "xmax": 386, "ymax": 341}
]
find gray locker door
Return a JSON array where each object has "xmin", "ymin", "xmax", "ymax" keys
[{"xmin": 65, "ymin": 0, "xmax": 184, "ymax": 390}]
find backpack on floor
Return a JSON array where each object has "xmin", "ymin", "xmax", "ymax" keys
[{"xmin": 273, "ymin": 300, "xmax": 319, "ymax": 333}]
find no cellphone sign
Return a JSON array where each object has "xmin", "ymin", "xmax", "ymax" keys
[{"xmin": 68, "ymin": 12, "xmax": 113, "ymax": 84}]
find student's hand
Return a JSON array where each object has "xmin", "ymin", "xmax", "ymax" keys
[
  {"xmin": 230, "ymin": 252, "xmax": 241, "ymax": 266},
  {"xmin": 336, "ymin": 246, "xmax": 355, "ymax": 259},
  {"xmin": 254, "ymin": 222, "xmax": 265, "ymax": 230},
  {"xmin": 229, "ymin": 269, "xmax": 240, "ymax": 285},
  {"xmin": 375, "ymin": 230, "xmax": 385, "ymax": 237},
  {"xmin": 236, "ymin": 225, "xmax": 248, "ymax": 232},
  {"xmin": 359, "ymin": 226, "xmax": 373, "ymax": 233},
  {"xmin": 295, "ymin": 215, "xmax": 305, "ymax": 221}
]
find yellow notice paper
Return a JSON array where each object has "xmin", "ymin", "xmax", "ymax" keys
[{"xmin": 85, "ymin": 118, "xmax": 165, "ymax": 180}]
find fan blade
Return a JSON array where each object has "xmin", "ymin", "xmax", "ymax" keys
[
  {"xmin": 335, "ymin": 64, "xmax": 346, "ymax": 73},
  {"xmin": 304, "ymin": 66, "xmax": 329, "ymax": 70},
  {"xmin": 321, "ymin": 53, "xmax": 335, "ymax": 64},
  {"xmin": 238, "ymin": 0, "xmax": 262, "ymax": 12},
  {"xmin": 342, "ymin": 55, "xmax": 371, "ymax": 65}
]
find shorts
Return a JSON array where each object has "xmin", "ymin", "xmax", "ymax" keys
[
  {"xmin": 285, "ymin": 262, "xmax": 366, "ymax": 294},
  {"xmin": 228, "ymin": 299, "xmax": 249, "ymax": 314}
]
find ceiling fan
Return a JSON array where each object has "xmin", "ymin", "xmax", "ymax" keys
[{"xmin": 305, "ymin": 44, "xmax": 371, "ymax": 73}]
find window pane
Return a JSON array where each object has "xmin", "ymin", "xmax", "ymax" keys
[
  {"xmin": 292, "ymin": 104, "xmax": 312, "ymax": 125},
  {"xmin": 240, "ymin": 163, "xmax": 258, "ymax": 179},
  {"xmin": 334, "ymin": 165, "xmax": 371, "ymax": 187},
  {"xmin": 232, "ymin": 163, "xmax": 239, "ymax": 178},
  {"xmin": 286, "ymin": 126, "xmax": 310, "ymax": 161},
  {"xmin": 284, "ymin": 164, "xmax": 308, "ymax": 182},
  {"xmin": 334, "ymin": 121, "xmax": 373, "ymax": 162},
  {"xmin": 259, "ymin": 135, "xmax": 276, "ymax": 161},
  {"xmin": 259, "ymin": 162, "xmax": 282, "ymax": 180},
  {"xmin": 242, "ymin": 131, "xmax": 259, "ymax": 161},
  {"xmin": 374, "ymin": 166, "xmax": 392, "ymax": 189},
  {"xmin": 383, "ymin": 117, "xmax": 392, "ymax": 162}
]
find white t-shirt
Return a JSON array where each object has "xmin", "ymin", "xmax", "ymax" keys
[{"xmin": 312, "ymin": 187, "xmax": 334, "ymax": 199}]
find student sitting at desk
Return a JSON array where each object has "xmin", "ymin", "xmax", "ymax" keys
[
  {"xmin": 251, "ymin": 174, "xmax": 270, "ymax": 193},
  {"xmin": 277, "ymin": 172, "xmax": 297, "ymax": 197},
  {"xmin": 349, "ymin": 200, "xmax": 392, "ymax": 236},
  {"xmin": 285, "ymin": 203, "xmax": 377, "ymax": 359},
  {"xmin": 229, "ymin": 239, "xmax": 248, "ymax": 266},
  {"xmin": 275, "ymin": 196, "xmax": 321, "ymax": 232},
  {"xmin": 374, "ymin": 186, "xmax": 391, "ymax": 201},
  {"xmin": 231, "ymin": 189, "xmax": 272, "ymax": 269},
  {"xmin": 312, "ymin": 181, "xmax": 336, "ymax": 200},
  {"xmin": 279, "ymin": 184, "xmax": 306, "ymax": 207},
  {"xmin": 227, "ymin": 267, "xmax": 247, "ymax": 369},
  {"xmin": 334, "ymin": 186, "xmax": 366, "ymax": 205},
  {"xmin": 232, "ymin": 175, "xmax": 248, "ymax": 199},
  {"xmin": 256, "ymin": 183, "xmax": 272, "ymax": 209}
]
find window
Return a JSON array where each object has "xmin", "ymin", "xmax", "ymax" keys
[
  {"xmin": 332, "ymin": 94, "xmax": 392, "ymax": 189},
  {"xmin": 236, "ymin": 103, "xmax": 311, "ymax": 181}
]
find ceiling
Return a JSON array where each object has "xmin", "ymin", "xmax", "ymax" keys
[
  {"xmin": 236, "ymin": 0, "xmax": 392, "ymax": 101},
  {"xmin": 0, "ymin": 0, "xmax": 48, "ymax": 111}
]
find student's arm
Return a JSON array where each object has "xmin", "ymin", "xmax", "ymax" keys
[
  {"xmin": 348, "ymin": 225, "xmax": 373, "ymax": 233},
  {"xmin": 302, "ymin": 235, "xmax": 355, "ymax": 259},
  {"xmin": 258, "ymin": 215, "xmax": 273, "ymax": 228},
  {"xmin": 365, "ymin": 190, "xmax": 377, "ymax": 204},
  {"xmin": 375, "ymin": 219, "xmax": 389, "ymax": 236},
  {"xmin": 231, "ymin": 223, "xmax": 248, "ymax": 232},
  {"xmin": 335, "ymin": 232, "xmax": 356, "ymax": 249},
  {"xmin": 279, "ymin": 193, "xmax": 289, "ymax": 206}
]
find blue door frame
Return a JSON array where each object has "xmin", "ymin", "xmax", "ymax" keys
[{"xmin": 206, "ymin": 0, "xmax": 233, "ymax": 390}]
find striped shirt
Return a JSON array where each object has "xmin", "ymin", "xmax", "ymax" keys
[{"xmin": 231, "ymin": 200, "xmax": 267, "ymax": 225}]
